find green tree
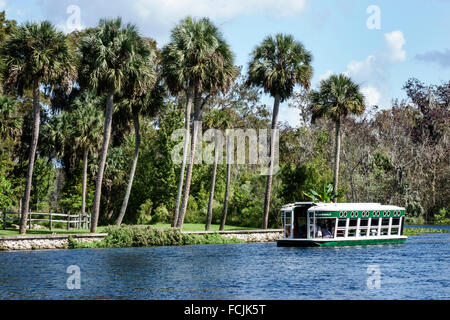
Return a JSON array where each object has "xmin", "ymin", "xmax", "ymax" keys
[
  {"xmin": 162, "ymin": 16, "xmax": 237, "ymax": 229},
  {"xmin": 203, "ymin": 109, "xmax": 232, "ymax": 231},
  {"xmin": 1, "ymin": 21, "xmax": 76, "ymax": 234},
  {"xmin": 70, "ymin": 92, "xmax": 104, "ymax": 216},
  {"xmin": 247, "ymin": 33, "xmax": 312, "ymax": 229},
  {"xmin": 78, "ymin": 18, "xmax": 150, "ymax": 232},
  {"xmin": 114, "ymin": 40, "xmax": 160, "ymax": 225},
  {"xmin": 309, "ymin": 74, "xmax": 365, "ymax": 202}
]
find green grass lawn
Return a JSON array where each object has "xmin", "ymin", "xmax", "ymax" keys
[
  {"xmin": 0, "ymin": 223, "xmax": 256, "ymax": 236},
  {"xmin": 152, "ymin": 223, "xmax": 257, "ymax": 232}
]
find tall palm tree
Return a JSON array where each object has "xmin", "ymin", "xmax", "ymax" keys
[
  {"xmin": 1, "ymin": 21, "xmax": 76, "ymax": 234},
  {"xmin": 162, "ymin": 17, "xmax": 237, "ymax": 229},
  {"xmin": 203, "ymin": 108, "xmax": 231, "ymax": 231},
  {"xmin": 114, "ymin": 41, "xmax": 159, "ymax": 226},
  {"xmin": 220, "ymin": 132, "xmax": 232, "ymax": 231},
  {"xmin": 71, "ymin": 92, "xmax": 104, "ymax": 217},
  {"xmin": 42, "ymin": 91, "xmax": 103, "ymax": 218},
  {"xmin": 309, "ymin": 74, "xmax": 365, "ymax": 202},
  {"xmin": 247, "ymin": 34, "xmax": 312, "ymax": 229},
  {"xmin": 78, "ymin": 18, "xmax": 149, "ymax": 233}
]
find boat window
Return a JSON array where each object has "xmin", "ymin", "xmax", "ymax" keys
[
  {"xmin": 360, "ymin": 219, "xmax": 369, "ymax": 227},
  {"xmin": 347, "ymin": 229, "xmax": 356, "ymax": 237},
  {"xmin": 369, "ymin": 227, "xmax": 378, "ymax": 236},
  {"xmin": 338, "ymin": 219, "xmax": 347, "ymax": 227},
  {"xmin": 392, "ymin": 218, "xmax": 400, "ymax": 226},
  {"xmin": 390, "ymin": 228, "xmax": 399, "ymax": 235},
  {"xmin": 359, "ymin": 229, "xmax": 368, "ymax": 236},
  {"xmin": 371, "ymin": 218, "xmax": 379, "ymax": 226},
  {"xmin": 382, "ymin": 218, "xmax": 390, "ymax": 226},
  {"xmin": 349, "ymin": 219, "xmax": 358, "ymax": 227},
  {"xmin": 336, "ymin": 218, "xmax": 347, "ymax": 237},
  {"xmin": 294, "ymin": 215, "xmax": 307, "ymax": 239},
  {"xmin": 380, "ymin": 228, "xmax": 389, "ymax": 236}
]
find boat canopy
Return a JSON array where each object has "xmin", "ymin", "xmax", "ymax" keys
[{"xmin": 309, "ymin": 203, "xmax": 405, "ymax": 212}]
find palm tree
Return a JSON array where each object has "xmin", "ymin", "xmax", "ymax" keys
[
  {"xmin": 78, "ymin": 18, "xmax": 150, "ymax": 233},
  {"xmin": 309, "ymin": 74, "xmax": 365, "ymax": 202},
  {"xmin": 162, "ymin": 17, "xmax": 237, "ymax": 229},
  {"xmin": 220, "ymin": 133, "xmax": 232, "ymax": 231},
  {"xmin": 247, "ymin": 34, "xmax": 312, "ymax": 229},
  {"xmin": 71, "ymin": 92, "xmax": 104, "ymax": 218},
  {"xmin": 42, "ymin": 91, "xmax": 103, "ymax": 219},
  {"xmin": 114, "ymin": 41, "xmax": 159, "ymax": 226},
  {"xmin": 203, "ymin": 109, "xmax": 231, "ymax": 231},
  {"xmin": 1, "ymin": 21, "xmax": 76, "ymax": 234}
]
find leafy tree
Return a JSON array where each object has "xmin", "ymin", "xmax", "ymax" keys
[
  {"xmin": 1, "ymin": 21, "xmax": 76, "ymax": 234},
  {"xmin": 78, "ymin": 18, "xmax": 151, "ymax": 232},
  {"xmin": 310, "ymin": 74, "xmax": 365, "ymax": 202},
  {"xmin": 162, "ymin": 17, "xmax": 237, "ymax": 229},
  {"xmin": 202, "ymin": 108, "xmax": 232, "ymax": 230},
  {"xmin": 247, "ymin": 33, "xmax": 312, "ymax": 228},
  {"xmin": 114, "ymin": 38, "xmax": 160, "ymax": 226}
]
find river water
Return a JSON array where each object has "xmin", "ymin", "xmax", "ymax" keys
[{"xmin": 0, "ymin": 226, "xmax": 449, "ymax": 300}]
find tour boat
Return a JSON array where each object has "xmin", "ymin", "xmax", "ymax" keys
[{"xmin": 277, "ymin": 202, "xmax": 407, "ymax": 247}]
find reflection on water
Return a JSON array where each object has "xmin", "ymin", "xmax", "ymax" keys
[{"xmin": 0, "ymin": 227, "xmax": 449, "ymax": 300}]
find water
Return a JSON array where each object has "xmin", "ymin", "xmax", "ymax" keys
[{"xmin": 0, "ymin": 227, "xmax": 449, "ymax": 300}]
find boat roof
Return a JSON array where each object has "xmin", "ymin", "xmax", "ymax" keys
[
  {"xmin": 309, "ymin": 203, "xmax": 405, "ymax": 212},
  {"xmin": 281, "ymin": 202, "xmax": 405, "ymax": 211}
]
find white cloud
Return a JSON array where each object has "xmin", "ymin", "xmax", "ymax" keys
[
  {"xmin": 318, "ymin": 70, "xmax": 333, "ymax": 81},
  {"xmin": 384, "ymin": 30, "xmax": 406, "ymax": 62},
  {"xmin": 0, "ymin": 0, "xmax": 7, "ymax": 9},
  {"xmin": 344, "ymin": 31, "xmax": 406, "ymax": 107},
  {"xmin": 38, "ymin": 0, "xmax": 307, "ymax": 40},
  {"xmin": 361, "ymin": 86, "xmax": 381, "ymax": 106}
]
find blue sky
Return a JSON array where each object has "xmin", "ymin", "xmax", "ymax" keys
[{"xmin": 2, "ymin": 0, "xmax": 450, "ymax": 126}]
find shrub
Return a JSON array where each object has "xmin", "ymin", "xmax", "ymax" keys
[
  {"xmin": 68, "ymin": 225, "xmax": 242, "ymax": 249},
  {"xmin": 137, "ymin": 199, "xmax": 153, "ymax": 225}
]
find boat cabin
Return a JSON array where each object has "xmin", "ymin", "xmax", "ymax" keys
[{"xmin": 277, "ymin": 202, "xmax": 407, "ymax": 247}]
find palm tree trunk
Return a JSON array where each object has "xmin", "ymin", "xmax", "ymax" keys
[
  {"xmin": 262, "ymin": 94, "xmax": 280, "ymax": 229},
  {"xmin": 220, "ymin": 155, "xmax": 231, "ymax": 231},
  {"xmin": 177, "ymin": 86, "xmax": 201, "ymax": 229},
  {"xmin": 333, "ymin": 118, "xmax": 341, "ymax": 203},
  {"xmin": 205, "ymin": 135, "xmax": 220, "ymax": 231},
  {"xmin": 115, "ymin": 111, "xmax": 141, "ymax": 226},
  {"xmin": 19, "ymin": 77, "xmax": 40, "ymax": 235},
  {"xmin": 91, "ymin": 91, "xmax": 114, "ymax": 233},
  {"xmin": 81, "ymin": 148, "xmax": 88, "ymax": 216},
  {"xmin": 172, "ymin": 85, "xmax": 194, "ymax": 227}
]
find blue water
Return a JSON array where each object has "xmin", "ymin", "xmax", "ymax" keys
[{"xmin": 0, "ymin": 227, "xmax": 449, "ymax": 300}]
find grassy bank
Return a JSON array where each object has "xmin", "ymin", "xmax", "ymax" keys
[
  {"xmin": 0, "ymin": 223, "xmax": 255, "ymax": 237},
  {"xmin": 68, "ymin": 225, "xmax": 243, "ymax": 249},
  {"xmin": 403, "ymin": 227, "xmax": 450, "ymax": 236}
]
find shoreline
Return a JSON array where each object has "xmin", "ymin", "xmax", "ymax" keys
[
  {"xmin": 0, "ymin": 228, "xmax": 284, "ymax": 251},
  {"xmin": 1, "ymin": 225, "xmax": 448, "ymax": 251}
]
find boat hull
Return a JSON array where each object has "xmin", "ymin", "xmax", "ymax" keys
[{"xmin": 277, "ymin": 237, "xmax": 407, "ymax": 247}]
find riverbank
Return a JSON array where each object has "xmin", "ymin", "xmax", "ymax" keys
[
  {"xmin": 0, "ymin": 225, "xmax": 283, "ymax": 250},
  {"xmin": 1, "ymin": 225, "xmax": 448, "ymax": 251}
]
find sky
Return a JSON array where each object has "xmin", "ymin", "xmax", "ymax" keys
[{"xmin": 2, "ymin": 0, "xmax": 450, "ymax": 127}]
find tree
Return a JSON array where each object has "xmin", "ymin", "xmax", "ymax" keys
[
  {"xmin": 162, "ymin": 17, "xmax": 237, "ymax": 229},
  {"xmin": 70, "ymin": 92, "xmax": 104, "ymax": 217},
  {"xmin": 78, "ymin": 18, "xmax": 150, "ymax": 232},
  {"xmin": 1, "ymin": 21, "xmax": 76, "ymax": 234},
  {"xmin": 247, "ymin": 33, "xmax": 312, "ymax": 229},
  {"xmin": 203, "ymin": 109, "xmax": 231, "ymax": 230},
  {"xmin": 309, "ymin": 74, "xmax": 365, "ymax": 202},
  {"xmin": 114, "ymin": 40, "xmax": 160, "ymax": 225}
]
